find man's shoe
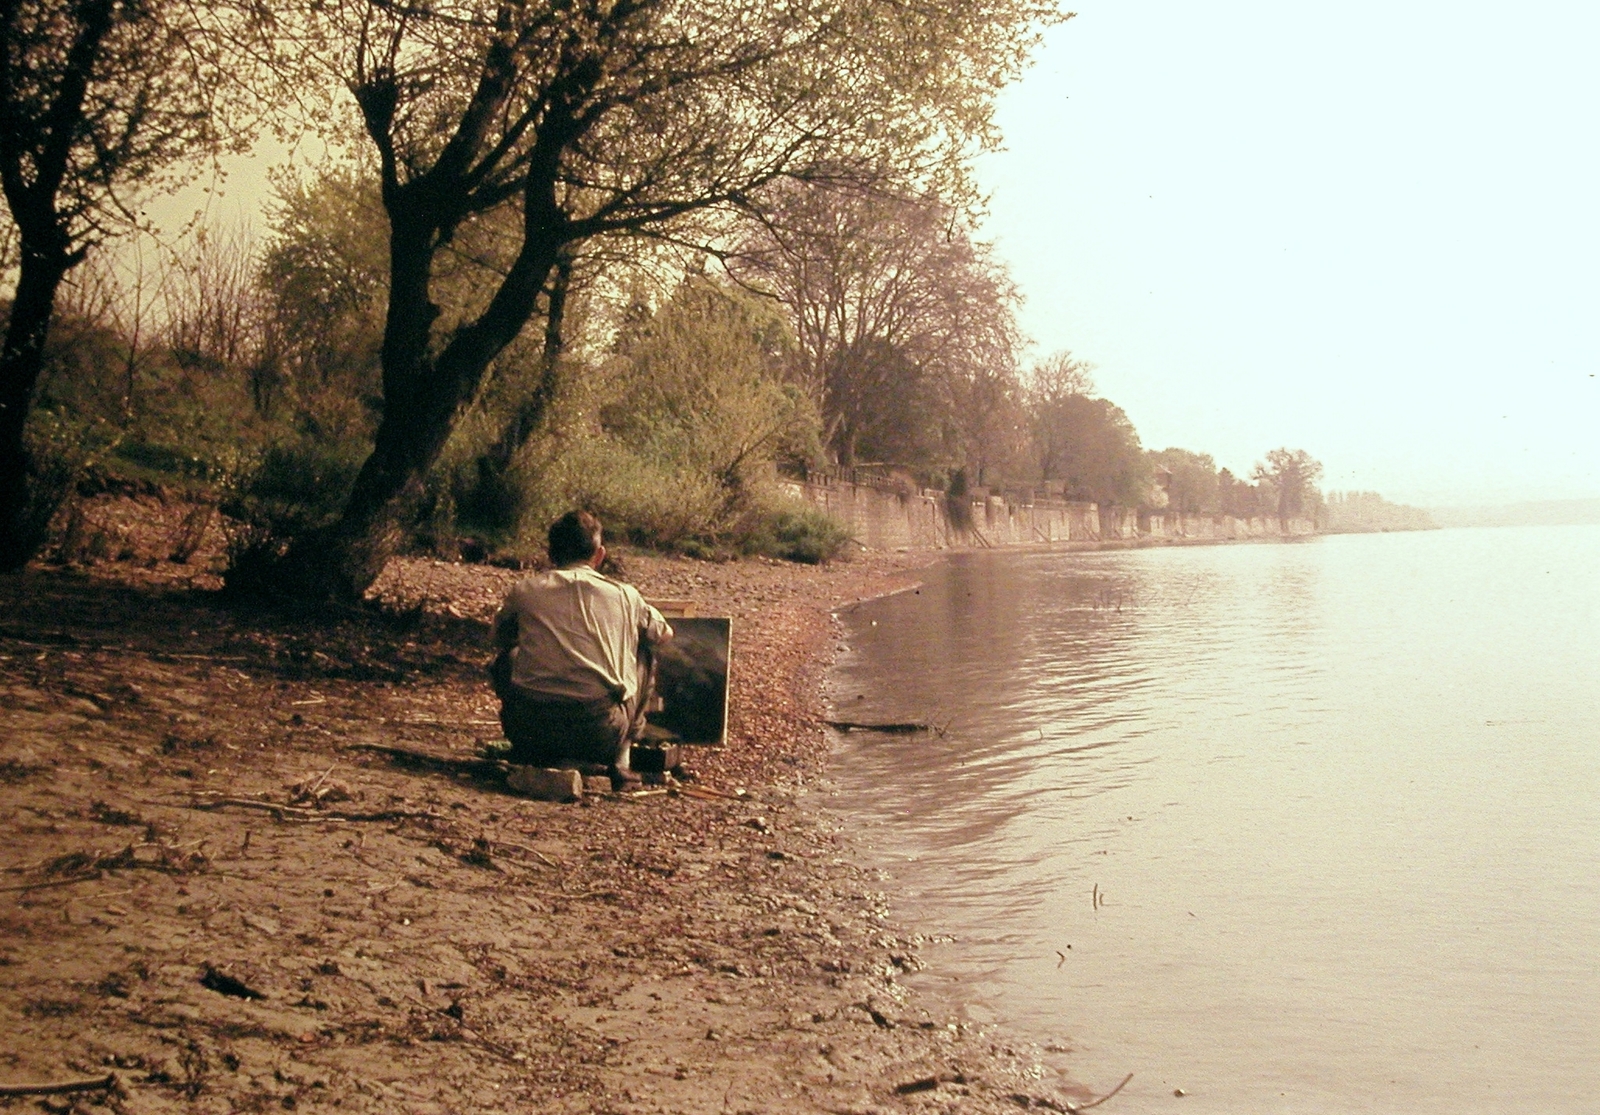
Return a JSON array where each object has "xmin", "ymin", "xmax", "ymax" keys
[{"xmin": 609, "ymin": 766, "xmax": 643, "ymax": 790}]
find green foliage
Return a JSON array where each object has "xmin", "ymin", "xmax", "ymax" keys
[
  {"xmin": 219, "ymin": 437, "xmax": 368, "ymax": 594},
  {"xmin": 1151, "ymin": 448, "xmax": 1221, "ymax": 515},
  {"xmin": 28, "ymin": 310, "xmax": 131, "ymax": 423},
  {"xmin": 15, "ymin": 410, "xmax": 119, "ymax": 559},
  {"xmin": 519, "ymin": 436, "xmax": 729, "ymax": 553},
  {"xmin": 253, "ymin": 165, "xmax": 387, "ymax": 435},
  {"xmin": 234, "ymin": 441, "xmax": 365, "ymax": 530},
  {"xmin": 459, "ymin": 273, "xmax": 845, "ymax": 562},
  {"xmin": 737, "ymin": 499, "xmax": 852, "ymax": 564},
  {"xmin": 731, "ymin": 185, "xmax": 1024, "ymax": 482},
  {"xmin": 1031, "ymin": 390, "xmax": 1151, "ymax": 507},
  {"xmin": 1252, "ymin": 448, "xmax": 1324, "ymax": 520},
  {"xmin": 602, "ymin": 276, "xmax": 816, "ymax": 493}
]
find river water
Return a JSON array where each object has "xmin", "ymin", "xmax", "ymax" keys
[{"xmin": 826, "ymin": 526, "xmax": 1600, "ymax": 1113}]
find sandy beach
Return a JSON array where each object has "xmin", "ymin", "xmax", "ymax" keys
[{"xmin": 1, "ymin": 504, "xmax": 1102, "ymax": 1114}]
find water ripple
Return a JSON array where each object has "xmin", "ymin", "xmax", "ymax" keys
[{"xmin": 828, "ymin": 530, "xmax": 1600, "ymax": 1115}]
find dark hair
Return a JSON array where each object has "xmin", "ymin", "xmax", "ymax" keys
[{"xmin": 548, "ymin": 510, "xmax": 603, "ymax": 566}]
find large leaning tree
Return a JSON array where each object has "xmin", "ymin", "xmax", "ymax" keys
[
  {"xmin": 256, "ymin": 0, "xmax": 1064, "ymax": 599},
  {"xmin": 0, "ymin": 0, "xmax": 256, "ymax": 568}
]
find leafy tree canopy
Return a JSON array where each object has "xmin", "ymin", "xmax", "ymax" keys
[
  {"xmin": 252, "ymin": 0, "xmax": 1068, "ymax": 596},
  {"xmin": 1151, "ymin": 447, "xmax": 1220, "ymax": 515},
  {"xmin": 729, "ymin": 183, "xmax": 1023, "ymax": 477},
  {"xmin": 1033, "ymin": 391, "xmax": 1148, "ymax": 507},
  {"xmin": 1253, "ymin": 447, "xmax": 1323, "ymax": 520}
]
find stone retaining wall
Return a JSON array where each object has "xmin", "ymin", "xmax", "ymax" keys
[{"xmin": 782, "ymin": 480, "xmax": 1315, "ymax": 551}]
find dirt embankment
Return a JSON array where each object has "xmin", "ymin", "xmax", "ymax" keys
[{"xmin": 2, "ymin": 499, "xmax": 1099, "ymax": 1114}]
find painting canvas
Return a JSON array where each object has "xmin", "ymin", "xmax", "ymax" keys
[{"xmin": 647, "ymin": 617, "xmax": 730, "ymax": 746}]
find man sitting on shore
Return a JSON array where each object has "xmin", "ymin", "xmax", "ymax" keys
[{"xmin": 491, "ymin": 511, "xmax": 673, "ymax": 785}]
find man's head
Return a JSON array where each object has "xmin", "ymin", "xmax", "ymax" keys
[{"xmin": 548, "ymin": 510, "xmax": 604, "ymax": 568}]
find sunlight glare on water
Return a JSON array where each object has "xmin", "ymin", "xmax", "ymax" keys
[{"xmin": 826, "ymin": 526, "xmax": 1600, "ymax": 1114}]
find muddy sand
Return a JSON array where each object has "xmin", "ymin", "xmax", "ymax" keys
[{"xmin": 2, "ymin": 500, "xmax": 1111, "ymax": 1114}]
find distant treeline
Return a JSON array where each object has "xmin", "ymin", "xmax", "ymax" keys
[
  {"xmin": 1322, "ymin": 492, "xmax": 1438, "ymax": 534},
  {"xmin": 1, "ymin": 189, "xmax": 1336, "ymax": 568}
]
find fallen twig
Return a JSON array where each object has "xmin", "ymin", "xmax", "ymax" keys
[
  {"xmin": 185, "ymin": 798, "xmax": 439, "ymax": 824},
  {"xmin": 151, "ymin": 653, "xmax": 249, "ymax": 662},
  {"xmin": 0, "ymin": 1074, "xmax": 117, "ymax": 1097},
  {"xmin": 486, "ymin": 839, "xmax": 558, "ymax": 868},
  {"xmin": 673, "ymin": 784, "xmax": 743, "ymax": 802},
  {"xmin": 538, "ymin": 888, "xmax": 621, "ymax": 901},
  {"xmin": 1067, "ymin": 1073, "xmax": 1134, "ymax": 1113},
  {"xmin": 6, "ymin": 841, "xmax": 206, "ymax": 882},
  {"xmin": 0, "ymin": 872, "xmax": 102, "ymax": 893}
]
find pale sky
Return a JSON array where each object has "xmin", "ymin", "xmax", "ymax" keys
[{"xmin": 975, "ymin": 1, "xmax": 1600, "ymax": 506}]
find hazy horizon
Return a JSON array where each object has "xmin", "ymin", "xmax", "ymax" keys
[{"xmin": 976, "ymin": 1, "xmax": 1598, "ymax": 508}]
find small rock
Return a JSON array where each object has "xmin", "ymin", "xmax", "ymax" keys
[{"xmin": 507, "ymin": 766, "xmax": 582, "ymax": 802}]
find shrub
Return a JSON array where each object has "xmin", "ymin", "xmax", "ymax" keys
[
  {"xmin": 735, "ymin": 497, "xmax": 852, "ymax": 564},
  {"xmin": 16, "ymin": 411, "xmax": 120, "ymax": 563},
  {"xmin": 220, "ymin": 438, "xmax": 366, "ymax": 593}
]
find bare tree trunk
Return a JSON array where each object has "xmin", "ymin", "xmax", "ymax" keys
[
  {"xmin": 267, "ymin": 194, "xmax": 566, "ymax": 599},
  {"xmin": 0, "ymin": 0, "xmax": 118, "ymax": 569},
  {"xmin": 0, "ymin": 245, "xmax": 72, "ymax": 569},
  {"xmin": 482, "ymin": 248, "xmax": 573, "ymax": 475}
]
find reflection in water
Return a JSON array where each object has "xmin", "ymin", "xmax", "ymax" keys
[{"xmin": 827, "ymin": 527, "xmax": 1600, "ymax": 1114}]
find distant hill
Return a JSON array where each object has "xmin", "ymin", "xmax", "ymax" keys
[
  {"xmin": 1323, "ymin": 492, "xmax": 1437, "ymax": 533},
  {"xmin": 1427, "ymin": 498, "xmax": 1600, "ymax": 529}
]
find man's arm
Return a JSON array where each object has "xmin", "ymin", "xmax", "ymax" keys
[
  {"xmin": 641, "ymin": 604, "xmax": 673, "ymax": 648},
  {"xmin": 494, "ymin": 607, "xmax": 520, "ymax": 651},
  {"xmin": 490, "ymin": 605, "xmax": 519, "ymax": 699}
]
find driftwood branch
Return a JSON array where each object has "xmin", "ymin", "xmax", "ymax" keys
[
  {"xmin": 672, "ymin": 784, "xmax": 745, "ymax": 802},
  {"xmin": 0, "ymin": 1074, "xmax": 118, "ymax": 1097},
  {"xmin": 824, "ymin": 720, "xmax": 933, "ymax": 734}
]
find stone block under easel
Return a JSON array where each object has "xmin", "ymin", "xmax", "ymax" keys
[{"xmin": 506, "ymin": 766, "xmax": 582, "ymax": 801}]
